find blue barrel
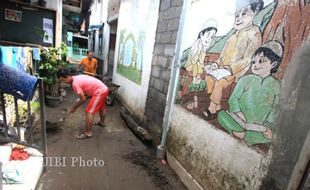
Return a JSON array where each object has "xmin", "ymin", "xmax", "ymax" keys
[{"xmin": 0, "ymin": 64, "xmax": 38, "ymax": 101}]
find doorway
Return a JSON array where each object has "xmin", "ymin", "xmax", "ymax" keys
[{"xmin": 107, "ymin": 20, "xmax": 118, "ymax": 80}]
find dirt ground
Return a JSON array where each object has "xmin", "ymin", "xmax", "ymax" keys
[{"xmin": 35, "ymin": 89, "xmax": 187, "ymax": 190}]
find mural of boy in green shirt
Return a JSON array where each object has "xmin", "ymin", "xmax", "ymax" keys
[{"xmin": 217, "ymin": 41, "xmax": 283, "ymax": 146}]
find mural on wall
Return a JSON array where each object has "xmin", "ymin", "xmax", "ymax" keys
[
  {"xmin": 175, "ymin": 0, "xmax": 310, "ymax": 148},
  {"xmin": 116, "ymin": 0, "xmax": 157, "ymax": 84}
]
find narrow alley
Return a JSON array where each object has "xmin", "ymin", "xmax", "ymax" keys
[
  {"xmin": 1, "ymin": 0, "xmax": 310, "ymax": 189},
  {"xmin": 36, "ymin": 89, "xmax": 186, "ymax": 190}
]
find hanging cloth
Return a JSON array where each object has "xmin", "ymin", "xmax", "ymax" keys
[
  {"xmin": 0, "ymin": 46, "xmax": 14, "ymax": 68},
  {"xmin": 24, "ymin": 47, "xmax": 33, "ymax": 72},
  {"xmin": 32, "ymin": 47, "xmax": 41, "ymax": 61},
  {"xmin": 14, "ymin": 47, "xmax": 27, "ymax": 71}
]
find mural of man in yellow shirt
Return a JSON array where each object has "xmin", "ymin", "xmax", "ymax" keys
[{"xmin": 203, "ymin": 0, "xmax": 264, "ymax": 120}]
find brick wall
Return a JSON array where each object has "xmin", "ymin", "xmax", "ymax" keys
[{"xmin": 145, "ymin": 0, "xmax": 183, "ymax": 126}]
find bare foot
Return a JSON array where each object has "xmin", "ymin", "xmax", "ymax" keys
[
  {"xmin": 232, "ymin": 131, "xmax": 245, "ymax": 140},
  {"xmin": 182, "ymin": 86, "xmax": 189, "ymax": 96},
  {"xmin": 185, "ymin": 101, "xmax": 196, "ymax": 110},
  {"xmin": 208, "ymin": 102, "xmax": 220, "ymax": 114},
  {"xmin": 194, "ymin": 96, "xmax": 198, "ymax": 108},
  {"xmin": 93, "ymin": 121, "xmax": 106, "ymax": 127},
  {"xmin": 262, "ymin": 127, "xmax": 272, "ymax": 139},
  {"xmin": 177, "ymin": 91, "xmax": 183, "ymax": 98},
  {"xmin": 215, "ymin": 104, "xmax": 221, "ymax": 112}
]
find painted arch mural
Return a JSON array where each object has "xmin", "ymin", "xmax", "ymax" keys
[
  {"xmin": 116, "ymin": 0, "xmax": 157, "ymax": 85},
  {"xmin": 175, "ymin": 0, "xmax": 310, "ymax": 150}
]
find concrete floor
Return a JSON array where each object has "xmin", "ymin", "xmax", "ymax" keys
[{"xmin": 36, "ymin": 89, "xmax": 186, "ymax": 190}]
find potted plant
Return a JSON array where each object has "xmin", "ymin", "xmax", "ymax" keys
[{"xmin": 39, "ymin": 42, "xmax": 68, "ymax": 107}]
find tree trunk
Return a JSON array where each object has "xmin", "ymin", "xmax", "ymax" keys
[{"xmin": 50, "ymin": 82, "xmax": 59, "ymax": 97}]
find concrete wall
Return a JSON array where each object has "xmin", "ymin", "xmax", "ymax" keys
[
  {"xmin": 168, "ymin": 106, "xmax": 270, "ymax": 189},
  {"xmin": 260, "ymin": 43, "xmax": 310, "ymax": 190},
  {"xmin": 112, "ymin": 0, "xmax": 160, "ymax": 119},
  {"xmin": 106, "ymin": 0, "xmax": 118, "ymax": 79},
  {"xmin": 107, "ymin": 0, "xmax": 120, "ymax": 22},
  {"xmin": 145, "ymin": 0, "xmax": 183, "ymax": 126},
  {"xmin": 88, "ymin": 0, "xmax": 111, "ymax": 75},
  {"xmin": 165, "ymin": 0, "xmax": 310, "ymax": 189}
]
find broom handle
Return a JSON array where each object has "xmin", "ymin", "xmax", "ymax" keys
[
  {"xmin": 59, "ymin": 112, "xmax": 72, "ymax": 122},
  {"xmin": 83, "ymin": 71, "xmax": 103, "ymax": 78}
]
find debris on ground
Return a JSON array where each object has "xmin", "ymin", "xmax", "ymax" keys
[
  {"xmin": 123, "ymin": 150, "xmax": 171, "ymax": 190},
  {"xmin": 45, "ymin": 120, "xmax": 62, "ymax": 133},
  {"xmin": 120, "ymin": 107, "xmax": 152, "ymax": 144}
]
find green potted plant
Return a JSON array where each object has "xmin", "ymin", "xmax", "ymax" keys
[{"xmin": 39, "ymin": 42, "xmax": 68, "ymax": 107}]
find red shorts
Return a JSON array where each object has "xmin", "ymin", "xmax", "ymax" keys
[{"xmin": 85, "ymin": 91, "xmax": 109, "ymax": 114}]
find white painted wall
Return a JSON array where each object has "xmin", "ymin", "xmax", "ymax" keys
[
  {"xmin": 89, "ymin": 0, "xmax": 110, "ymax": 75},
  {"xmin": 168, "ymin": 106, "xmax": 270, "ymax": 189},
  {"xmin": 89, "ymin": 0, "xmax": 103, "ymax": 25},
  {"xmin": 112, "ymin": 0, "xmax": 160, "ymax": 119},
  {"xmin": 45, "ymin": 0, "xmax": 62, "ymax": 47},
  {"xmin": 89, "ymin": 1, "xmax": 102, "ymax": 54}
]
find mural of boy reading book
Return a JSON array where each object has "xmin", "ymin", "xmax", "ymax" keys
[{"xmin": 204, "ymin": 64, "xmax": 232, "ymax": 80}]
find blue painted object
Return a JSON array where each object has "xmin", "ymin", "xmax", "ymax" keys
[{"xmin": 0, "ymin": 64, "xmax": 38, "ymax": 101}]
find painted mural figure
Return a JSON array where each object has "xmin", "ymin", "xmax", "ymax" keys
[
  {"xmin": 203, "ymin": 0, "xmax": 264, "ymax": 120},
  {"xmin": 174, "ymin": 0, "xmax": 310, "ymax": 153},
  {"xmin": 179, "ymin": 23, "xmax": 217, "ymax": 98},
  {"xmin": 217, "ymin": 41, "xmax": 283, "ymax": 146}
]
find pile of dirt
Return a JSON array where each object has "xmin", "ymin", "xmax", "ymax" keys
[
  {"xmin": 123, "ymin": 151, "xmax": 171, "ymax": 189},
  {"xmin": 45, "ymin": 121, "xmax": 63, "ymax": 133}
]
